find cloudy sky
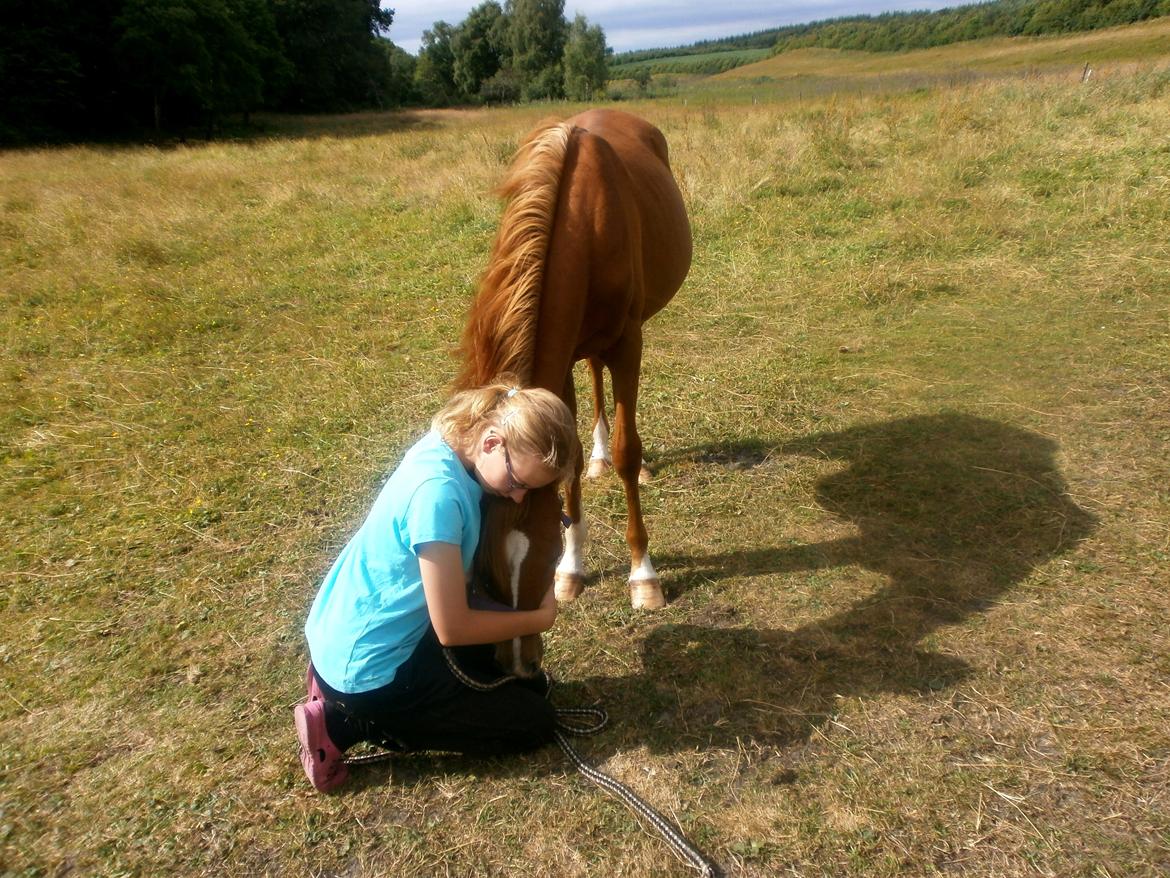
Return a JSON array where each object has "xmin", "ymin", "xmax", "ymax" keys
[{"xmin": 388, "ymin": 1, "xmax": 974, "ymax": 56}]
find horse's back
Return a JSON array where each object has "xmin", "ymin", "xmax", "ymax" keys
[
  {"xmin": 563, "ymin": 109, "xmax": 692, "ymax": 320},
  {"xmin": 566, "ymin": 109, "xmax": 671, "ymax": 168}
]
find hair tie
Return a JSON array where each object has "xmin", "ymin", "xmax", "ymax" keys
[{"xmin": 506, "ymin": 388, "xmax": 519, "ymax": 398}]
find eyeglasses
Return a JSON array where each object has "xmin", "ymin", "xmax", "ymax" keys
[{"xmin": 502, "ymin": 444, "xmax": 531, "ymax": 492}]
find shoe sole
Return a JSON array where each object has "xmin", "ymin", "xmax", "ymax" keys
[{"xmin": 295, "ymin": 704, "xmax": 348, "ymax": 793}]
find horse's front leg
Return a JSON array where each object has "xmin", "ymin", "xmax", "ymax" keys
[
  {"xmin": 608, "ymin": 331, "xmax": 665, "ymax": 610},
  {"xmin": 555, "ymin": 374, "xmax": 589, "ymax": 602}
]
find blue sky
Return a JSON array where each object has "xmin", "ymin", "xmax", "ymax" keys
[{"xmin": 387, "ymin": 1, "xmax": 976, "ymax": 55}]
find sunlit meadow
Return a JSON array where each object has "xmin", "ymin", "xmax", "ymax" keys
[{"xmin": 2, "ymin": 24, "xmax": 1169, "ymax": 877}]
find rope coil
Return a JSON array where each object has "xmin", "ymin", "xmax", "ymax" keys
[
  {"xmin": 441, "ymin": 649, "xmax": 719, "ymax": 878},
  {"xmin": 338, "ymin": 650, "xmax": 719, "ymax": 875}
]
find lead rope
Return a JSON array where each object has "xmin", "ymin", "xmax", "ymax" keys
[{"xmin": 440, "ymin": 648, "xmax": 719, "ymax": 878}]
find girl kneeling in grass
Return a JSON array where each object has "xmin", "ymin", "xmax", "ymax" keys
[{"xmin": 296, "ymin": 381, "xmax": 576, "ymax": 792}]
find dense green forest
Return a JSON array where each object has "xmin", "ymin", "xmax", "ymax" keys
[
  {"xmin": 412, "ymin": 0, "xmax": 608, "ymax": 105},
  {"xmin": 0, "ymin": 0, "xmax": 605, "ymax": 144},
  {"xmin": 0, "ymin": 0, "xmax": 400, "ymax": 143}
]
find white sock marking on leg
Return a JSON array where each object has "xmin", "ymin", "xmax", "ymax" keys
[
  {"xmin": 629, "ymin": 554, "xmax": 658, "ymax": 582},
  {"xmin": 590, "ymin": 419, "xmax": 611, "ymax": 466},
  {"xmin": 555, "ymin": 519, "xmax": 588, "ymax": 579}
]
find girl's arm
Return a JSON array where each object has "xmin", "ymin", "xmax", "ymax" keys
[{"xmin": 418, "ymin": 542, "xmax": 557, "ymax": 646}]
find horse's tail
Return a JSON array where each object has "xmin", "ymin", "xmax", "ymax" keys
[{"xmin": 455, "ymin": 120, "xmax": 575, "ymax": 389}]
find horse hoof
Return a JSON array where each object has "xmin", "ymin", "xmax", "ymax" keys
[
  {"xmin": 629, "ymin": 579, "xmax": 665, "ymax": 610},
  {"xmin": 586, "ymin": 458, "xmax": 610, "ymax": 479},
  {"xmin": 638, "ymin": 465, "xmax": 652, "ymax": 485},
  {"xmin": 555, "ymin": 573, "xmax": 585, "ymax": 602}
]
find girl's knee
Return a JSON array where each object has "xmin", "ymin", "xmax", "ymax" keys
[{"xmin": 511, "ymin": 692, "xmax": 557, "ymax": 751}]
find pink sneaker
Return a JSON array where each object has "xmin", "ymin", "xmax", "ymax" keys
[
  {"xmin": 294, "ymin": 699, "xmax": 348, "ymax": 792},
  {"xmin": 305, "ymin": 662, "xmax": 324, "ymax": 703}
]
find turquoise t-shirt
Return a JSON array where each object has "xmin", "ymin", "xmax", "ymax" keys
[{"xmin": 305, "ymin": 430, "xmax": 483, "ymax": 693}]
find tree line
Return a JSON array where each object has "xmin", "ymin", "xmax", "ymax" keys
[
  {"xmin": 769, "ymin": 0, "xmax": 1170, "ymax": 55},
  {"xmin": 609, "ymin": 28, "xmax": 789, "ymax": 66},
  {"xmin": 0, "ymin": 0, "xmax": 405, "ymax": 144},
  {"xmin": 411, "ymin": 0, "xmax": 609, "ymax": 105},
  {"xmin": 0, "ymin": 0, "xmax": 606, "ymax": 143},
  {"xmin": 4, "ymin": 0, "xmax": 1164, "ymax": 145}
]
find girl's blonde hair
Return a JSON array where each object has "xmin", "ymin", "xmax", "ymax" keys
[{"xmin": 432, "ymin": 374, "xmax": 577, "ymax": 484}]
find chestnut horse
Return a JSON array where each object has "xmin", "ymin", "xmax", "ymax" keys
[{"xmin": 455, "ymin": 109, "xmax": 691, "ymax": 675}]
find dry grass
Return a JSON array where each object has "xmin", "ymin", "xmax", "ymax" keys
[{"xmin": 2, "ymin": 40, "xmax": 1169, "ymax": 878}]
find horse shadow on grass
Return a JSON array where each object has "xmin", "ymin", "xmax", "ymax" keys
[
  {"xmin": 351, "ymin": 413, "xmax": 1097, "ymax": 788},
  {"xmin": 553, "ymin": 412, "xmax": 1098, "ymax": 759}
]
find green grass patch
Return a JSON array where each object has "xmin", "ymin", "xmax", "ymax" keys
[
  {"xmin": 611, "ymin": 48, "xmax": 772, "ymax": 77},
  {"xmin": 2, "ymin": 61, "xmax": 1169, "ymax": 878}
]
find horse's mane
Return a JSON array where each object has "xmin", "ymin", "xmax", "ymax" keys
[{"xmin": 455, "ymin": 120, "xmax": 575, "ymax": 390}]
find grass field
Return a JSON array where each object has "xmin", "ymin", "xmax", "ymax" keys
[
  {"xmin": 2, "ymin": 22, "xmax": 1170, "ymax": 878},
  {"xmin": 610, "ymin": 48, "xmax": 773, "ymax": 77}
]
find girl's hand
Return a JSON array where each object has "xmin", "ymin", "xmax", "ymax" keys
[
  {"xmin": 538, "ymin": 585, "xmax": 558, "ymax": 630},
  {"xmin": 420, "ymin": 541, "xmax": 559, "ymax": 645}
]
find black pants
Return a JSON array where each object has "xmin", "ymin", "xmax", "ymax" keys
[{"xmin": 315, "ymin": 626, "xmax": 556, "ymax": 757}]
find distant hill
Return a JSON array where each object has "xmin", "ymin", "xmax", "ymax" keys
[
  {"xmin": 713, "ymin": 15, "xmax": 1170, "ymax": 81},
  {"xmin": 609, "ymin": 0, "xmax": 1170, "ymax": 78},
  {"xmin": 767, "ymin": 0, "xmax": 1170, "ymax": 55}
]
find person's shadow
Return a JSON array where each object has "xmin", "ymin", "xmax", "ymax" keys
[{"xmin": 554, "ymin": 412, "xmax": 1098, "ymax": 756}]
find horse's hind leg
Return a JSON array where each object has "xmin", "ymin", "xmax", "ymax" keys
[
  {"xmin": 586, "ymin": 357, "xmax": 652, "ymax": 484},
  {"xmin": 607, "ymin": 329, "xmax": 665, "ymax": 610},
  {"xmin": 585, "ymin": 357, "xmax": 612, "ymax": 479},
  {"xmin": 555, "ymin": 374, "xmax": 588, "ymax": 602}
]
